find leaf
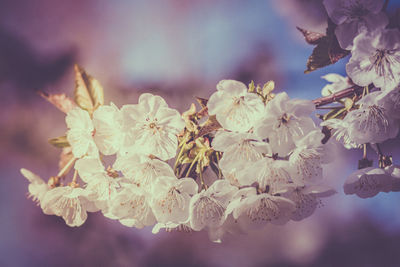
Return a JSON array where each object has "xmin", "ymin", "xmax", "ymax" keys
[
  {"xmin": 74, "ymin": 64, "xmax": 104, "ymax": 114},
  {"xmin": 38, "ymin": 91, "xmax": 77, "ymax": 113},
  {"xmin": 296, "ymin": 27, "xmax": 325, "ymax": 45},
  {"xmin": 298, "ymin": 21, "xmax": 350, "ymax": 73},
  {"xmin": 49, "ymin": 135, "xmax": 70, "ymax": 148},
  {"xmin": 197, "ymin": 115, "xmax": 222, "ymax": 137},
  {"xmin": 195, "ymin": 97, "xmax": 208, "ymax": 108}
]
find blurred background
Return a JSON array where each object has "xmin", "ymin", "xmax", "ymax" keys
[{"xmin": 1, "ymin": 0, "xmax": 400, "ymax": 266}]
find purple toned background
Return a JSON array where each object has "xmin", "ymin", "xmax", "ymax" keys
[{"xmin": 1, "ymin": 0, "xmax": 400, "ymax": 266}]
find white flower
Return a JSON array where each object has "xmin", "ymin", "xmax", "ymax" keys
[
  {"xmin": 113, "ymin": 152, "xmax": 175, "ymax": 190},
  {"xmin": 320, "ymin": 118, "xmax": 359, "ymax": 149},
  {"xmin": 346, "ymin": 92, "xmax": 398, "ymax": 144},
  {"xmin": 189, "ymin": 180, "xmax": 237, "ymax": 231},
  {"xmin": 150, "ymin": 176, "xmax": 198, "ymax": 224},
  {"xmin": 323, "ymin": 0, "xmax": 388, "ymax": 50},
  {"xmin": 344, "ymin": 167, "xmax": 392, "ymax": 198},
  {"xmin": 238, "ymin": 157, "xmax": 291, "ymax": 193},
  {"xmin": 66, "ymin": 107, "xmax": 98, "ymax": 158},
  {"xmin": 20, "ymin": 168, "xmax": 49, "ymax": 204},
  {"xmin": 346, "ymin": 29, "xmax": 400, "ymax": 91},
  {"xmin": 40, "ymin": 186, "xmax": 93, "ymax": 227},
  {"xmin": 321, "ymin": 73, "xmax": 352, "ymax": 96},
  {"xmin": 92, "ymin": 103, "xmax": 125, "ymax": 155},
  {"xmin": 212, "ymin": 130, "xmax": 270, "ymax": 173},
  {"xmin": 121, "ymin": 93, "xmax": 185, "ymax": 160},
  {"xmin": 74, "ymin": 157, "xmax": 120, "ymax": 206},
  {"xmin": 226, "ymin": 187, "xmax": 295, "ymax": 230},
  {"xmin": 207, "ymin": 80, "xmax": 264, "ymax": 132},
  {"xmin": 152, "ymin": 222, "xmax": 193, "ymax": 234},
  {"xmin": 322, "ymin": 92, "xmax": 399, "ymax": 146},
  {"xmin": 385, "ymin": 165, "xmax": 400, "ymax": 192},
  {"xmin": 289, "ymin": 130, "xmax": 332, "ymax": 185},
  {"xmin": 108, "ymin": 183, "xmax": 155, "ymax": 228},
  {"xmin": 377, "ymin": 86, "xmax": 400, "ymax": 119},
  {"xmin": 282, "ymin": 185, "xmax": 336, "ymax": 221},
  {"xmin": 255, "ymin": 92, "xmax": 316, "ymax": 156}
]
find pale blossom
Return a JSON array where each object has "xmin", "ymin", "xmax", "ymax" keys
[
  {"xmin": 255, "ymin": 92, "xmax": 316, "ymax": 156},
  {"xmin": 74, "ymin": 157, "xmax": 121, "ymax": 207},
  {"xmin": 40, "ymin": 186, "xmax": 93, "ymax": 227},
  {"xmin": 385, "ymin": 165, "xmax": 400, "ymax": 192},
  {"xmin": 226, "ymin": 187, "xmax": 295, "ymax": 230},
  {"xmin": 113, "ymin": 152, "xmax": 175, "ymax": 190},
  {"xmin": 321, "ymin": 73, "xmax": 352, "ymax": 96},
  {"xmin": 281, "ymin": 185, "xmax": 336, "ymax": 221},
  {"xmin": 66, "ymin": 107, "xmax": 98, "ymax": 158},
  {"xmin": 238, "ymin": 157, "xmax": 291, "ymax": 193},
  {"xmin": 92, "ymin": 103, "xmax": 126, "ymax": 155},
  {"xmin": 323, "ymin": 0, "xmax": 388, "ymax": 50},
  {"xmin": 345, "ymin": 92, "xmax": 398, "ymax": 144},
  {"xmin": 322, "ymin": 92, "xmax": 399, "ymax": 146},
  {"xmin": 344, "ymin": 167, "xmax": 392, "ymax": 198},
  {"xmin": 121, "ymin": 93, "xmax": 185, "ymax": 160},
  {"xmin": 207, "ymin": 80, "xmax": 264, "ymax": 132},
  {"xmin": 212, "ymin": 130, "xmax": 270, "ymax": 173},
  {"xmin": 20, "ymin": 168, "xmax": 49, "ymax": 204},
  {"xmin": 150, "ymin": 176, "xmax": 198, "ymax": 224},
  {"xmin": 189, "ymin": 180, "xmax": 237, "ymax": 231},
  {"xmin": 346, "ymin": 29, "xmax": 400, "ymax": 91},
  {"xmin": 108, "ymin": 183, "xmax": 156, "ymax": 228},
  {"xmin": 289, "ymin": 130, "xmax": 333, "ymax": 185}
]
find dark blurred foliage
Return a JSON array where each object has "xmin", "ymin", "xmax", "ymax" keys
[{"xmin": 0, "ymin": 26, "xmax": 75, "ymax": 97}]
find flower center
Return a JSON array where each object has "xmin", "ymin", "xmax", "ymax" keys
[{"xmin": 370, "ymin": 49, "xmax": 398, "ymax": 79}]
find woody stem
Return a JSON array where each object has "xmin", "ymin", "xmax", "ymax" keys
[{"xmin": 312, "ymin": 85, "xmax": 365, "ymax": 107}]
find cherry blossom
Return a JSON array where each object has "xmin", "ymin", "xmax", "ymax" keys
[
  {"xmin": 212, "ymin": 130, "xmax": 270, "ymax": 173},
  {"xmin": 113, "ymin": 152, "xmax": 175, "ymax": 190},
  {"xmin": 150, "ymin": 176, "xmax": 198, "ymax": 224},
  {"xmin": 108, "ymin": 183, "xmax": 156, "ymax": 228},
  {"xmin": 189, "ymin": 180, "xmax": 237, "ymax": 231},
  {"xmin": 121, "ymin": 93, "xmax": 185, "ymax": 160},
  {"xmin": 255, "ymin": 92, "xmax": 316, "ymax": 156},
  {"xmin": 346, "ymin": 29, "xmax": 400, "ymax": 91},
  {"xmin": 40, "ymin": 186, "xmax": 93, "ymax": 227},
  {"xmin": 92, "ymin": 103, "xmax": 125, "ymax": 155},
  {"xmin": 207, "ymin": 80, "xmax": 264, "ymax": 132},
  {"xmin": 323, "ymin": 0, "xmax": 388, "ymax": 50},
  {"xmin": 344, "ymin": 167, "xmax": 392, "ymax": 198},
  {"xmin": 66, "ymin": 107, "xmax": 98, "ymax": 158},
  {"xmin": 226, "ymin": 187, "xmax": 295, "ymax": 231},
  {"xmin": 20, "ymin": 168, "xmax": 49, "ymax": 204},
  {"xmin": 321, "ymin": 73, "xmax": 352, "ymax": 96}
]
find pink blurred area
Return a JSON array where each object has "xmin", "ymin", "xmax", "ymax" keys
[{"xmin": 2, "ymin": 0, "xmax": 400, "ymax": 266}]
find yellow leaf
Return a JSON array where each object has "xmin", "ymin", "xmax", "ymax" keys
[
  {"xmin": 49, "ymin": 135, "xmax": 70, "ymax": 148},
  {"xmin": 344, "ymin": 98, "xmax": 354, "ymax": 111},
  {"xmin": 74, "ymin": 64, "xmax": 104, "ymax": 114},
  {"xmin": 262, "ymin": 80, "xmax": 275, "ymax": 96}
]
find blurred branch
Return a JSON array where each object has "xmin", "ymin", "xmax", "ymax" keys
[{"xmin": 312, "ymin": 86, "xmax": 364, "ymax": 107}]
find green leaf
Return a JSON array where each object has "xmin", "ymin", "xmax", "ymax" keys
[
  {"xmin": 74, "ymin": 64, "xmax": 104, "ymax": 114},
  {"xmin": 49, "ymin": 136, "xmax": 70, "ymax": 148}
]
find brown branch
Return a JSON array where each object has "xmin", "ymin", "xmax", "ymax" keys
[{"xmin": 312, "ymin": 86, "xmax": 364, "ymax": 107}]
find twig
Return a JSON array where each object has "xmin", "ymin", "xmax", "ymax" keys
[{"xmin": 312, "ymin": 86, "xmax": 364, "ymax": 107}]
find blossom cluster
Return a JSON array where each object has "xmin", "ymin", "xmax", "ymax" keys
[
  {"xmin": 20, "ymin": 0, "xmax": 400, "ymax": 242},
  {"xmin": 21, "ymin": 78, "xmax": 338, "ymax": 242},
  {"xmin": 317, "ymin": 0, "xmax": 400, "ymax": 199}
]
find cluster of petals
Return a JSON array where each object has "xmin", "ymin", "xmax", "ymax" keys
[{"xmin": 344, "ymin": 165, "xmax": 400, "ymax": 198}]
